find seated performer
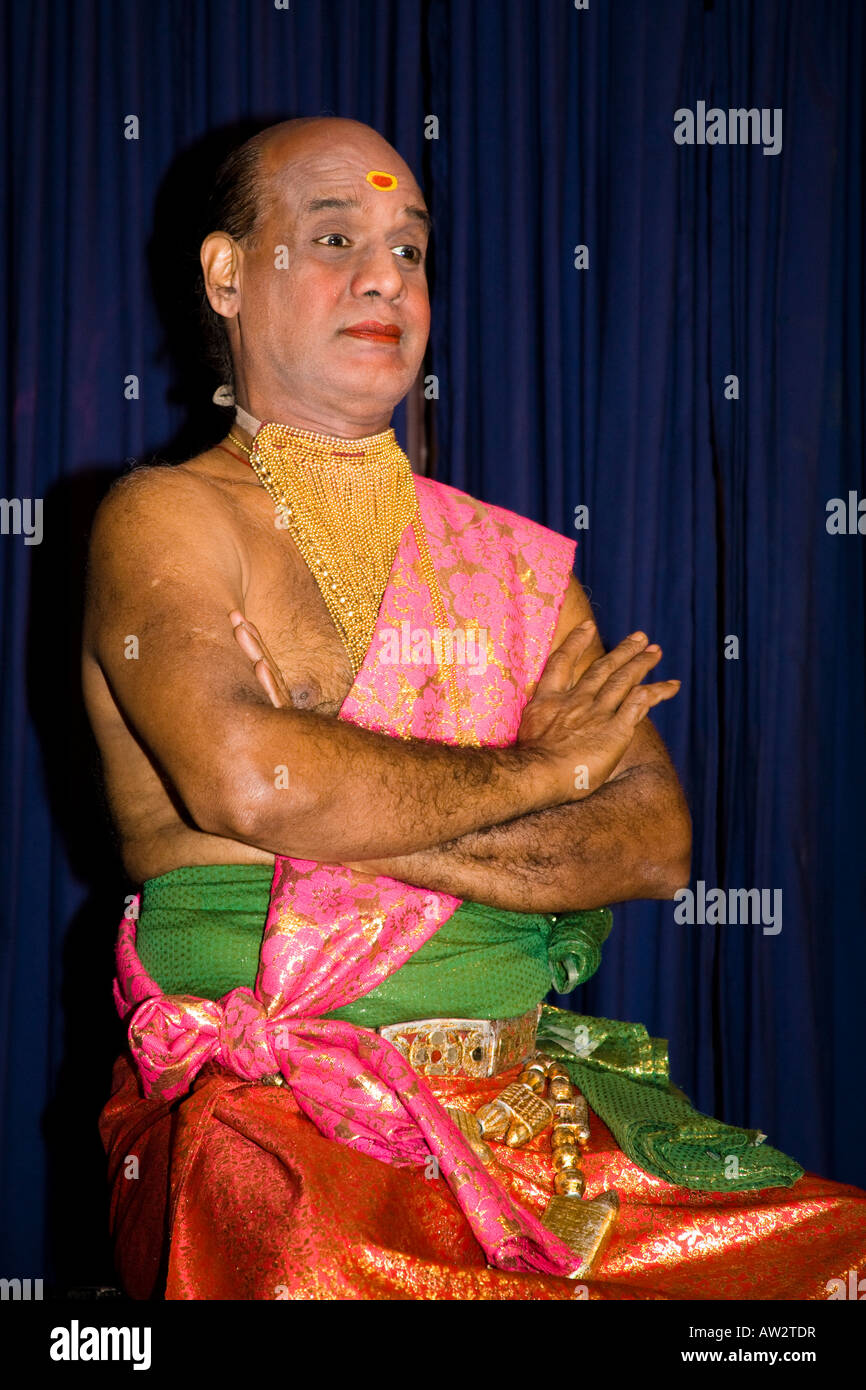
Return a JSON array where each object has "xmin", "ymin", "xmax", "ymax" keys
[{"xmin": 84, "ymin": 116, "xmax": 866, "ymax": 1299}]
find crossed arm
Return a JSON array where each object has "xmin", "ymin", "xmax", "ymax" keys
[
  {"xmin": 342, "ymin": 758, "xmax": 689, "ymax": 913},
  {"xmin": 233, "ymin": 575, "xmax": 692, "ymax": 913},
  {"xmin": 85, "ymin": 468, "xmax": 690, "ymax": 909}
]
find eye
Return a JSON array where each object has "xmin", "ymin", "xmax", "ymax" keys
[
  {"xmin": 393, "ymin": 245, "xmax": 424, "ymax": 264},
  {"xmin": 314, "ymin": 233, "xmax": 351, "ymax": 247}
]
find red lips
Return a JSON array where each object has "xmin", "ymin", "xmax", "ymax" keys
[{"xmin": 342, "ymin": 320, "xmax": 402, "ymax": 343}]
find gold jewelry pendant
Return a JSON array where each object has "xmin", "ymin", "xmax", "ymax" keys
[
  {"xmin": 475, "ymin": 1082, "xmax": 554, "ymax": 1147},
  {"xmin": 541, "ymin": 1191, "xmax": 620, "ymax": 1277},
  {"xmin": 473, "ymin": 1054, "xmax": 619, "ymax": 1277}
]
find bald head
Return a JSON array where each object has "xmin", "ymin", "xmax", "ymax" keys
[{"xmin": 249, "ymin": 117, "xmax": 422, "ymax": 225}]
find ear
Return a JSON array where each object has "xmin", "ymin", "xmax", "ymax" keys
[{"xmin": 200, "ymin": 232, "xmax": 243, "ymax": 320}]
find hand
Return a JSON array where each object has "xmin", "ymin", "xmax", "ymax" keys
[
  {"xmin": 229, "ymin": 610, "xmax": 290, "ymax": 709},
  {"xmin": 517, "ymin": 621, "xmax": 681, "ymax": 799}
]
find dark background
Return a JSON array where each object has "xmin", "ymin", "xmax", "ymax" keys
[{"xmin": 1, "ymin": 0, "xmax": 863, "ymax": 1287}]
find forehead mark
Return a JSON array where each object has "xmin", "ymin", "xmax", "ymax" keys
[{"xmin": 366, "ymin": 169, "xmax": 398, "ymax": 191}]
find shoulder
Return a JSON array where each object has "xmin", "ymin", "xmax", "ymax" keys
[
  {"xmin": 91, "ymin": 458, "xmax": 224, "ymax": 531},
  {"xmin": 415, "ymin": 474, "xmax": 576, "ymax": 575},
  {"xmin": 84, "ymin": 461, "xmax": 243, "ymax": 632},
  {"xmin": 88, "ymin": 459, "xmax": 237, "ymax": 565}
]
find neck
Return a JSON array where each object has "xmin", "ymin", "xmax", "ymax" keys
[
  {"xmin": 229, "ymin": 402, "xmax": 401, "ymax": 464},
  {"xmin": 228, "ymin": 361, "xmax": 396, "ymax": 440}
]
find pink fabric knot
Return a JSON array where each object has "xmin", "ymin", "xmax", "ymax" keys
[
  {"xmin": 128, "ymin": 993, "xmax": 221, "ymax": 1102},
  {"xmin": 216, "ymin": 992, "xmax": 286, "ymax": 1082},
  {"xmin": 127, "ymin": 987, "xmax": 299, "ymax": 1101}
]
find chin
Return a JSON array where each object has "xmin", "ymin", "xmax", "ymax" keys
[{"xmin": 339, "ymin": 368, "xmax": 417, "ymax": 407}]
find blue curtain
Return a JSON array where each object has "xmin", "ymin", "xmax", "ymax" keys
[{"xmin": 1, "ymin": 0, "xmax": 863, "ymax": 1285}]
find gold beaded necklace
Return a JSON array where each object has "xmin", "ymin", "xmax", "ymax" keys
[{"xmin": 227, "ymin": 419, "xmax": 468, "ymax": 736}]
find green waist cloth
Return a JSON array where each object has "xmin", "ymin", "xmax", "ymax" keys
[
  {"xmin": 135, "ymin": 864, "xmax": 802, "ymax": 1192},
  {"xmin": 134, "ymin": 865, "xmax": 607, "ymax": 1024}
]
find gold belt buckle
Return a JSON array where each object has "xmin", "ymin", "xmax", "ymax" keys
[{"xmin": 378, "ymin": 1006, "xmax": 540, "ymax": 1079}]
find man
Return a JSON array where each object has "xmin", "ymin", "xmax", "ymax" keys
[{"xmin": 84, "ymin": 117, "xmax": 865, "ymax": 1299}]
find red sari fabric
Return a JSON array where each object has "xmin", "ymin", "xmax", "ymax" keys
[{"xmin": 100, "ymin": 1053, "xmax": 866, "ymax": 1301}]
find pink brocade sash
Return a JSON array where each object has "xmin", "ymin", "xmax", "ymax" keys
[
  {"xmin": 113, "ymin": 477, "xmax": 579, "ymax": 1276},
  {"xmin": 114, "ymin": 911, "xmax": 580, "ymax": 1276}
]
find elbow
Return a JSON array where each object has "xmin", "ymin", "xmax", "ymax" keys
[
  {"xmin": 186, "ymin": 758, "xmax": 308, "ymax": 846},
  {"xmin": 184, "ymin": 708, "xmax": 326, "ymax": 847},
  {"xmin": 185, "ymin": 764, "xmax": 265, "ymax": 841},
  {"xmin": 646, "ymin": 806, "xmax": 692, "ymax": 899}
]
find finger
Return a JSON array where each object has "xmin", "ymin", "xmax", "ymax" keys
[
  {"xmin": 617, "ymin": 679, "xmax": 682, "ymax": 726},
  {"xmin": 229, "ymin": 609, "xmax": 268, "ymax": 649},
  {"xmin": 537, "ymin": 620, "xmax": 598, "ymax": 694},
  {"xmin": 232, "ymin": 616, "xmax": 283, "ymax": 691},
  {"xmin": 255, "ymin": 658, "xmax": 287, "ymax": 709},
  {"xmin": 232, "ymin": 616, "xmax": 277, "ymax": 670},
  {"xmin": 233, "ymin": 621, "xmax": 265, "ymax": 664},
  {"xmin": 230, "ymin": 610, "xmax": 269, "ymax": 649},
  {"xmin": 593, "ymin": 645, "xmax": 665, "ymax": 709},
  {"xmin": 230, "ymin": 614, "xmax": 291, "ymax": 707},
  {"xmin": 576, "ymin": 631, "xmax": 651, "ymax": 697}
]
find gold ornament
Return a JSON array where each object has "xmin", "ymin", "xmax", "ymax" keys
[
  {"xmin": 476, "ymin": 1082, "xmax": 554, "ymax": 1146},
  {"xmin": 472, "ymin": 1096, "xmax": 512, "ymax": 1142},
  {"xmin": 553, "ymin": 1096, "xmax": 590, "ymax": 1143},
  {"xmin": 553, "ymin": 1170, "xmax": 586, "ymax": 1197},
  {"xmin": 473, "ymin": 1052, "xmax": 618, "ymax": 1277},
  {"xmin": 227, "ymin": 423, "xmax": 470, "ymax": 738},
  {"xmin": 518, "ymin": 1068, "xmax": 547, "ymax": 1094},
  {"xmin": 542, "ymin": 1192, "xmax": 619, "ymax": 1274},
  {"xmin": 241, "ymin": 422, "xmax": 415, "ymax": 675}
]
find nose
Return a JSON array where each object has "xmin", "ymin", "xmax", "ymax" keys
[{"xmin": 349, "ymin": 243, "xmax": 407, "ymax": 301}]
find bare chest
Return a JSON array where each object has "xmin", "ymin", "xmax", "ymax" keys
[{"xmin": 234, "ymin": 485, "xmax": 356, "ymax": 716}]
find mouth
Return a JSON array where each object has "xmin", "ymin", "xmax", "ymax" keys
[{"xmin": 341, "ymin": 321, "xmax": 403, "ymax": 345}]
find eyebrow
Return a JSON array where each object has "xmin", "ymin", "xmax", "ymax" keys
[{"xmin": 302, "ymin": 195, "xmax": 432, "ymax": 235}]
